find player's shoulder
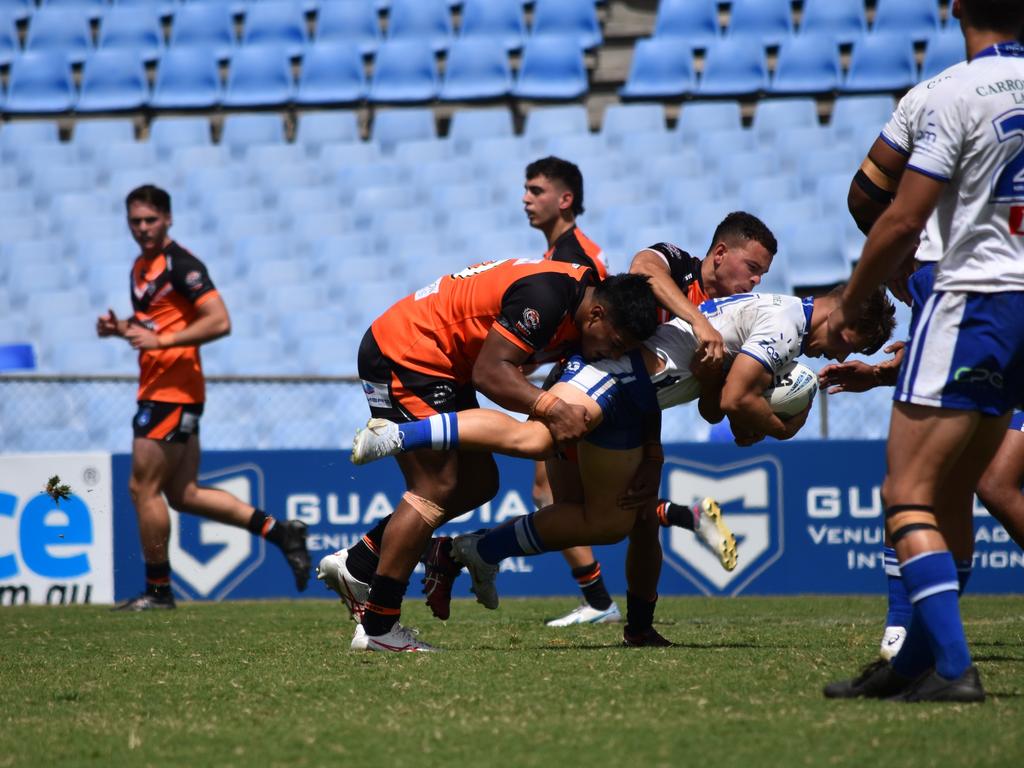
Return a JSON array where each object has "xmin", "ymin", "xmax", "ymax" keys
[
  {"xmin": 165, "ymin": 240, "xmax": 205, "ymax": 268},
  {"xmin": 895, "ymin": 60, "xmax": 968, "ymax": 116}
]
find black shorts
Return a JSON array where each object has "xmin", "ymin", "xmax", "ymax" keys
[
  {"xmin": 133, "ymin": 401, "xmax": 203, "ymax": 443},
  {"xmin": 357, "ymin": 328, "xmax": 479, "ymax": 423}
]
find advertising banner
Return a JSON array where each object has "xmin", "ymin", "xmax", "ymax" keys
[{"xmin": 0, "ymin": 453, "xmax": 114, "ymax": 605}]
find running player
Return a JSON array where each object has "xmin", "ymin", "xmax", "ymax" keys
[
  {"xmin": 98, "ymin": 185, "xmax": 310, "ymax": 610},
  {"xmin": 352, "ymin": 287, "xmax": 895, "ymax": 625},
  {"xmin": 322, "ymin": 260, "xmax": 658, "ymax": 652},
  {"xmin": 824, "ymin": 0, "xmax": 1024, "ymax": 703}
]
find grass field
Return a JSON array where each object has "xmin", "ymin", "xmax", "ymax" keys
[{"xmin": 3, "ymin": 595, "xmax": 1024, "ymax": 768}]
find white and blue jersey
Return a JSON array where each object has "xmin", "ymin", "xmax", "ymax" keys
[{"xmin": 558, "ymin": 294, "xmax": 816, "ymax": 448}]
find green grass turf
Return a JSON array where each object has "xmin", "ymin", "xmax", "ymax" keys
[{"xmin": 3, "ymin": 596, "xmax": 1023, "ymax": 768}]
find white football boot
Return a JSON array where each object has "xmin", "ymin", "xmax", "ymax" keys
[
  {"xmin": 694, "ymin": 497, "xmax": 738, "ymax": 571},
  {"xmin": 879, "ymin": 626, "xmax": 907, "ymax": 661},
  {"xmin": 316, "ymin": 549, "xmax": 369, "ymax": 622},
  {"xmin": 363, "ymin": 623, "xmax": 439, "ymax": 653},
  {"xmin": 546, "ymin": 601, "xmax": 622, "ymax": 627},
  {"xmin": 350, "ymin": 624, "xmax": 369, "ymax": 651},
  {"xmin": 451, "ymin": 533, "xmax": 500, "ymax": 609},
  {"xmin": 351, "ymin": 418, "xmax": 404, "ymax": 465}
]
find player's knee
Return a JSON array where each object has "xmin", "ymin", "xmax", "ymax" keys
[
  {"xmin": 884, "ymin": 504, "xmax": 939, "ymax": 544},
  {"xmin": 164, "ymin": 482, "xmax": 197, "ymax": 511},
  {"xmin": 128, "ymin": 475, "xmax": 160, "ymax": 506}
]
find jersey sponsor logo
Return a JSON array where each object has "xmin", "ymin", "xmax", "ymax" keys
[
  {"xmin": 135, "ymin": 406, "xmax": 152, "ymax": 427},
  {"xmin": 952, "ymin": 366, "xmax": 1005, "ymax": 389},
  {"xmin": 522, "ymin": 307, "xmax": 541, "ymax": 330},
  {"xmin": 180, "ymin": 411, "xmax": 199, "ymax": 434},
  {"xmin": 361, "ymin": 380, "xmax": 392, "ymax": 410},
  {"xmin": 661, "ymin": 455, "xmax": 784, "ymax": 595},
  {"xmin": 169, "ymin": 464, "xmax": 265, "ymax": 600}
]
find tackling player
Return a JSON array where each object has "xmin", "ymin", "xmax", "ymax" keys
[
  {"xmin": 825, "ymin": 0, "xmax": 1024, "ymax": 702},
  {"xmin": 98, "ymin": 185, "xmax": 310, "ymax": 610}
]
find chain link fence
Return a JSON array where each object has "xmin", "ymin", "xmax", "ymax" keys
[{"xmin": 0, "ymin": 373, "xmax": 892, "ymax": 453}]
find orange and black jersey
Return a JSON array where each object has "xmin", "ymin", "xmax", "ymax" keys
[
  {"xmin": 130, "ymin": 240, "xmax": 219, "ymax": 404},
  {"xmin": 642, "ymin": 241, "xmax": 709, "ymax": 323},
  {"xmin": 371, "ymin": 259, "xmax": 596, "ymax": 384},
  {"xmin": 545, "ymin": 226, "xmax": 608, "ymax": 280}
]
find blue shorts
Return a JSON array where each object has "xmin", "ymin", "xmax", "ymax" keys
[
  {"xmin": 1010, "ymin": 411, "xmax": 1024, "ymax": 431},
  {"xmin": 557, "ymin": 350, "xmax": 659, "ymax": 450},
  {"xmin": 895, "ymin": 290, "xmax": 1024, "ymax": 416},
  {"xmin": 907, "ymin": 262, "xmax": 936, "ymax": 335}
]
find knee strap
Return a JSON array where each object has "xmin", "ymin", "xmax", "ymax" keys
[
  {"xmin": 885, "ymin": 504, "xmax": 939, "ymax": 544},
  {"xmin": 403, "ymin": 491, "xmax": 447, "ymax": 528}
]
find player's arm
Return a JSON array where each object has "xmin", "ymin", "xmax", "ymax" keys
[
  {"xmin": 96, "ymin": 309, "xmax": 132, "ymax": 338},
  {"xmin": 849, "ymin": 137, "xmax": 909, "ymax": 235},
  {"xmin": 720, "ymin": 354, "xmax": 807, "ymax": 441},
  {"xmin": 630, "ymin": 248, "xmax": 724, "ymax": 364},
  {"xmin": 123, "ymin": 294, "xmax": 231, "ymax": 350},
  {"xmin": 819, "ymin": 341, "xmax": 905, "ymax": 394},
  {"xmin": 689, "ymin": 355, "xmax": 725, "ymax": 424}
]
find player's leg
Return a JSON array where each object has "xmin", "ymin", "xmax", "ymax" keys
[
  {"xmin": 163, "ymin": 432, "xmax": 311, "ymax": 591},
  {"xmin": 622, "ymin": 510, "xmax": 669, "ymax": 646},
  {"xmin": 975, "ymin": 415, "xmax": 1024, "ymax": 550}
]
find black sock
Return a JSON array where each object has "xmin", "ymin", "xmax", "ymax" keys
[
  {"xmin": 247, "ymin": 509, "xmax": 288, "ymax": 547},
  {"xmin": 656, "ymin": 500, "xmax": 697, "ymax": 530},
  {"xmin": 362, "ymin": 573, "xmax": 408, "ymax": 636},
  {"xmin": 145, "ymin": 561, "xmax": 172, "ymax": 597},
  {"xmin": 347, "ymin": 514, "xmax": 391, "ymax": 583},
  {"xmin": 625, "ymin": 590, "xmax": 657, "ymax": 635},
  {"xmin": 571, "ymin": 562, "xmax": 613, "ymax": 610}
]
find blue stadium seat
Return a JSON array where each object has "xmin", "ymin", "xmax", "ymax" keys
[
  {"xmin": 150, "ymin": 45, "xmax": 222, "ymax": 107},
  {"xmin": 77, "ymin": 49, "xmax": 150, "ymax": 112},
  {"xmin": 0, "ymin": 11, "xmax": 18, "ymax": 66},
  {"xmin": 4, "ymin": 51, "xmax": 76, "ymax": 113},
  {"xmin": 98, "ymin": 5, "xmax": 164, "ymax": 61},
  {"xmin": 386, "ymin": 0, "xmax": 451, "ymax": 53},
  {"xmin": 322, "ymin": 142, "xmax": 384, "ymax": 173},
  {"xmin": 242, "ymin": 0, "xmax": 307, "ymax": 57},
  {"xmin": 52, "ymin": 190, "xmax": 108, "ymax": 221},
  {"xmin": 372, "ymin": 108, "xmax": 436, "ymax": 153},
  {"xmin": 91, "ymin": 141, "xmax": 160, "ymax": 179},
  {"xmin": 830, "ymin": 94, "xmax": 895, "ymax": 140},
  {"xmin": 719, "ymin": 150, "xmax": 779, "ymax": 194},
  {"xmin": 393, "ymin": 136, "xmax": 452, "ymax": 163},
  {"xmin": 675, "ymin": 100, "xmax": 742, "ymax": 141},
  {"xmin": 0, "ymin": 120, "xmax": 60, "ymax": 156},
  {"xmin": 275, "ymin": 185, "xmax": 342, "ymax": 220},
  {"xmin": 601, "ymin": 102, "xmax": 665, "ymax": 145},
  {"xmin": 922, "ymin": 29, "xmax": 965, "ymax": 80},
  {"xmin": 0, "ymin": 188, "xmax": 36, "ymax": 216},
  {"xmin": 42, "ymin": 0, "xmax": 108, "ymax": 19},
  {"xmin": 770, "ymin": 33, "xmax": 841, "ymax": 94},
  {"xmin": 149, "ymin": 116, "xmax": 212, "ymax": 157},
  {"xmin": 653, "ymin": 0, "xmax": 719, "ymax": 49},
  {"xmin": 727, "ymin": 0, "xmax": 793, "ymax": 46},
  {"xmin": 247, "ymin": 258, "xmax": 312, "ymax": 288},
  {"xmin": 314, "ymin": 0, "xmax": 380, "ymax": 55},
  {"xmin": 775, "ymin": 125, "xmax": 831, "ymax": 170},
  {"xmin": 296, "ymin": 41, "xmax": 366, "ymax": 103},
  {"xmin": 739, "ymin": 172, "xmax": 802, "ymax": 211},
  {"xmin": 14, "ymin": 142, "xmax": 77, "ymax": 173},
  {"xmin": 169, "ymin": 3, "xmax": 236, "ymax": 60},
  {"xmin": 232, "ymin": 234, "xmax": 298, "ymax": 275},
  {"xmin": 783, "ymin": 223, "xmax": 850, "ymax": 287},
  {"xmin": 872, "ymin": 0, "xmax": 940, "ymax": 41},
  {"xmin": 249, "ymin": 143, "xmax": 314, "ymax": 173},
  {"xmin": 619, "ymin": 36, "xmax": 695, "ymax": 99},
  {"xmin": 220, "ymin": 113, "xmax": 286, "ymax": 157},
  {"xmin": 458, "ymin": 0, "xmax": 524, "ymax": 51},
  {"xmin": 698, "ymin": 36, "xmax": 768, "ymax": 95},
  {"xmin": 799, "ymin": 0, "xmax": 866, "ymax": 44},
  {"xmin": 797, "ymin": 145, "xmax": 860, "ymax": 183},
  {"xmin": 368, "ymin": 39, "xmax": 438, "ymax": 102},
  {"xmin": 295, "ymin": 111, "xmax": 360, "ymax": 152},
  {"xmin": 524, "ymin": 104, "xmax": 588, "ymax": 145},
  {"xmin": 115, "ymin": 0, "xmax": 178, "ymax": 15},
  {"xmin": 26, "ymin": 8, "xmax": 93, "ymax": 64},
  {"xmin": 440, "ymin": 38, "xmax": 512, "ymax": 100},
  {"xmin": 843, "ymin": 33, "xmax": 917, "ymax": 92},
  {"xmin": 531, "ymin": 0, "xmax": 601, "ymax": 50},
  {"xmin": 223, "ymin": 44, "xmax": 294, "ymax": 106},
  {"xmin": 429, "ymin": 180, "xmax": 494, "ymax": 210},
  {"xmin": 0, "ymin": 0, "xmax": 32, "ymax": 22},
  {"xmin": 752, "ymin": 262, "xmax": 792, "ymax": 295},
  {"xmin": 447, "ymin": 108, "xmax": 513, "ymax": 154},
  {"xmin": 753, "ymin": 97, "xmax": 818, "ymax": 143},
  {"xmin": 288, "ymin": 209, "xmax": 357, "ymax": 239},
  {"xmin": 513, "ymin": 35, "xmax": 587, "ymax": 99}
]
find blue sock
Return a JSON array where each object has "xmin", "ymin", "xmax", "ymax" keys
[
  {"xmin": 898, "ymin": 551, "xmax": 971, "ymax": 680},
  {"xmin": 476, "ymin": 514, "xmax": 548, "ymax": 565},
  {"xmin": 883, "ymin": 546, "xmax": 913, "ymax": 628},
  {"xmin": 396, "ymin": 413, "xmax": 460, "ymax": 452},
  {"xmin": 956, "ymin": 558, "xmax": 972, "ymax": 594}
]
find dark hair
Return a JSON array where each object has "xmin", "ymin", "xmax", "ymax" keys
[
  {"xmin": 525, "ymin": 156, "xmax": 585, "ymax": 216},
  {"xmin": 126, "ymin": 184, "xmax": 171, "ymax": 215},
  {"xmin": 829, "ymin": 284, "xmax": 897, "ymax": 355},
  {"xmin": 961, "ymin": 0, "xmax": 1024, "ymax": 33},
  {"xmin": 593, "ymin": 273, "xmax": 659, "ymax": 341},
  {"xmin": 710, "ymin": 211, "xmax": 777, "ymax": 256}
]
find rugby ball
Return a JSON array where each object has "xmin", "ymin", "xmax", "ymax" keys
[{"xmin": 763, "ymin": 361, "xmax": 818, "ymax": 418}]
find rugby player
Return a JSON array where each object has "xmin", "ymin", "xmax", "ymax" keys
[
  {"xmin": 98, "ymin": 185, "xmax": 310, "ymax": 610},
  {"xmin": 824, "ymin": 0, "xmax": 1024, "ymax": 702},
  {"xmin": 322, "ymin": 259, "xmax": 658, "ymax": 651},
  {"xmin": 352, "ymin": 287, "xmax": 895, "ymax": 630}
]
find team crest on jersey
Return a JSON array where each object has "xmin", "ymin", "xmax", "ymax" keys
[
  {"xmin": 660, "ymin": 454, "xmax": 784, "ymax": 596},
  {"xmin": 185, "ymin": 270, "xmax": 203, "ymax": 287},
  {"xmin": 135, "ymin": 407, "xmax": 152, "ymax": 427},
  {"xmin": 522, "ymin": 308, "xmax": 541, "ymax": 330}
]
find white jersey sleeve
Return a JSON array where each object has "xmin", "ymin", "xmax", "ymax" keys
[
  {"xmin": 733, "ymin": 296, "xmax": 809, "ymax": 375},
  {"xmin": 881, "ymin": 63, "xmax": 966, "ymax": 156}
]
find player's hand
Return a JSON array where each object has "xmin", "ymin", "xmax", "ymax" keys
[
  {"xmin": 818, "ymin": 360, "xmax": 878, "ymax": 394},
  {"xmin": 689, "ymin": 353, "xmax": 724, "ymax": 386},
  {"xmin": 96, "ymin": 309, "xmax": 122, "ymax": 338},
  {"xmin": 123, "ymin": 324, "xmax": 162, "ymax": 350},
  {"xmin": 734, "ymin": 432, "xmax": 765, "ymax": 447},
  {"xmin": 875, "ymin": 341, "xmax": 905, "ymax": 380},
  {"xmin": 693, "ymin": 318, "xmax": 725, "ymax": 365},
  {"xmin": 618, "ymin": 457, "xmax": 662, "ymax": 517},
  {"xmin": 544, "ymin": 399, "xmax": 591, "ymax": 445},
  {"xmin": 779, "ymin": 402, "xmax": 812, "ymax": 440}
]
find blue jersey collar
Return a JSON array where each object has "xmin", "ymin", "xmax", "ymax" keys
[
  {"xmin": 974, "ymin": 41, "xmax": 1024, "ymax": 60},
  {"xmin": 799, "ymin": 296, "xmax": 815, "ymax": 355}
]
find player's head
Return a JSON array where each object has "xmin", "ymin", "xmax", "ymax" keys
[
  {"xmin": 807, "ymin": 286, "xmax": 896, "ymax": 361},
  {"xmin": 125, "ymin": 185, "xmax": 173, "ymax": 255},
  {"xmin": 578, "ymin": 273, "xmax": 659, "ymax": 361},
  {"xmin": 953, "ymin": 0, "xmax": 1024, "ymax": 37},
  {"xmin": 704, "ymin": 212, "xmax": 776, "ymax": 298},
  {"xmin": 523, "ymin": 156, "xmax": 584, "ymax": 230}
]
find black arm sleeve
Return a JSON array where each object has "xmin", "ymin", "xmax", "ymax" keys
[
  {"xmin": 644, "ymin": 242, "xmax": 701, "ymax": 290},
  {"xmin": 167, "ymin": 244, "xmax": 217, "ymax": 304},
  {"xmin": 496, "ymin": 273, "xmax": 579, "ymax": 351}
]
